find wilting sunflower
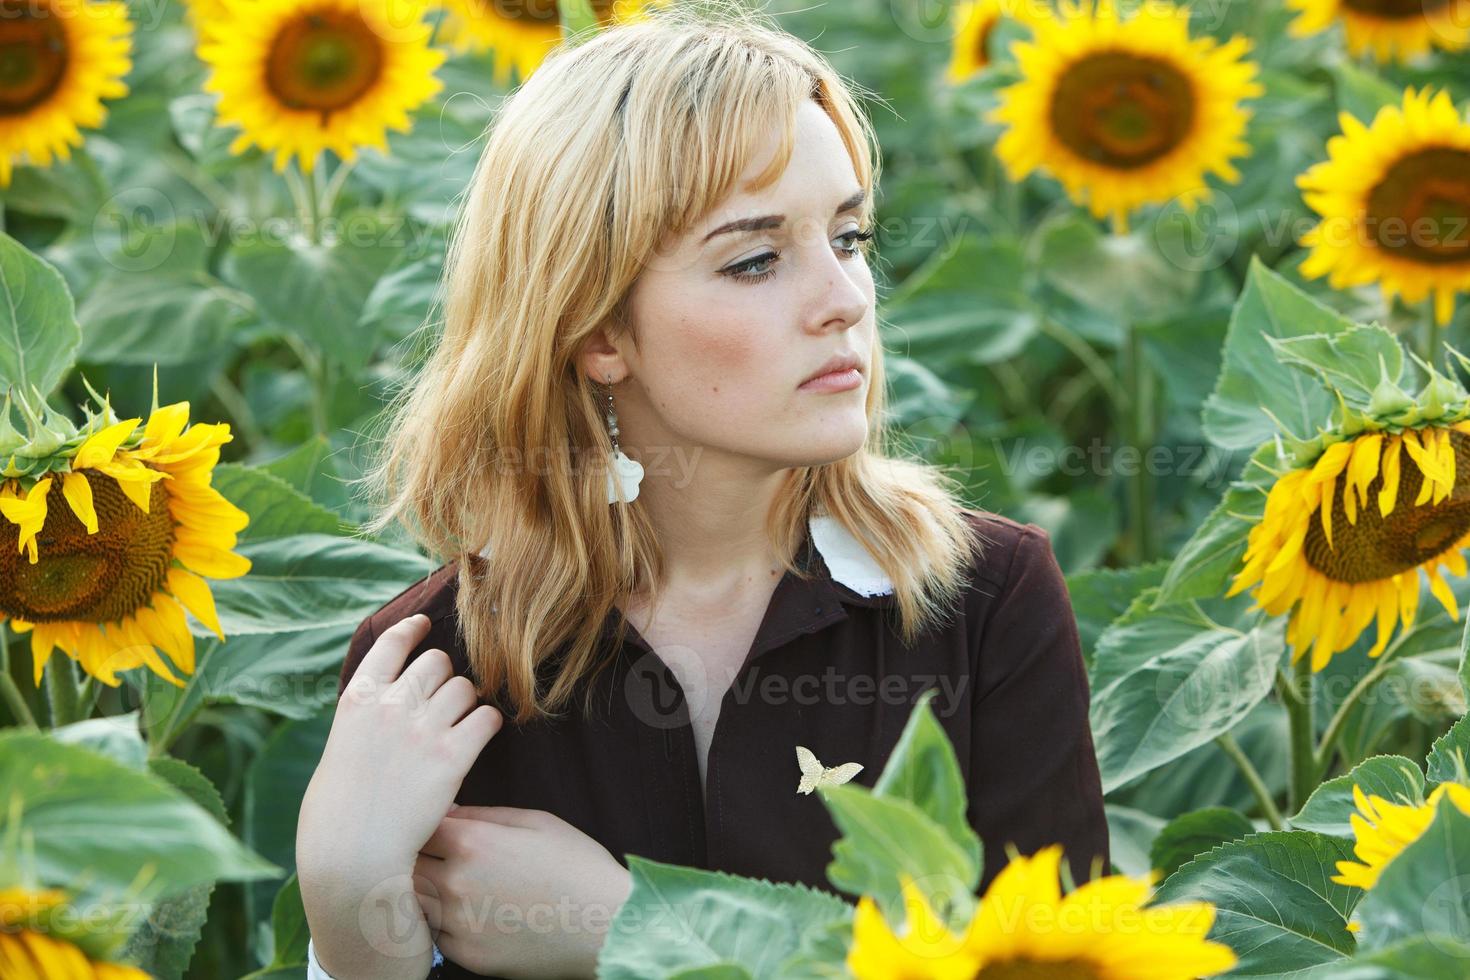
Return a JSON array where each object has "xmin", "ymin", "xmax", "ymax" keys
[
  {"xmin": 846, "ymin": 844, "xmax": 1237, "ymax": 979},
  {"xmin": 434, "ymin": 0, "xmax": 668, "ymax": 87},
  {"xmin": 196, "ymin": 0, "xmax": 445, "ymax": 174},
  {"xmin": 0, "ymin": 885, "xmax": 149, "ymax": 979},
  {"xmin": 0, "ymin": 0, "xmax": 132, "ymax": 187},
  {"xmin": 986, "ymin": 0, "xmax": 1263, "ymax": 234},
  {"xmin": 1296, "ymin": 87, "xmax": 1470, "ymax": 328},
  {"xmin": 1333, "ymin": 781, "xmax": 1470, "ymax": 891},
  {"xmin": 0, "ymin": 400, "xmax": 251, "ymax": 689},
  {"xmin": 945, "ymin": 0, "xmax": 1046, "ymax": 83},
  {"xmin": 1226, "ymin": 421, "xmax": 1470, "ymax": 673},
  {"xmin": 1285, "ymin": 0, "xmax": 1470, "ymax": 63}
]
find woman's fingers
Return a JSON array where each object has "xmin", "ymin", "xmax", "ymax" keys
[
  {"xmin": 448, "ymin": 704, "xmax": 504, "ymax": 761},
  {"xmin": 423, "ymin": 674, "xmax": 480, "ymax": 729},
  {"xmin": 390, "ymin": 646, "xmax": 455, "ymax": 705},
  {"xmin": 344, "ymin": 613, "xmax": 432, "ymax": 696}
]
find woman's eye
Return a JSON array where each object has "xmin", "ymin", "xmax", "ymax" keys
[
  {"xmin": 837, "ymin": 227, "xmax": 876, "ymax": 257},
  {"xmin": 721, "ymin": 228, "xmax": 875, "ymax": 284},
  {"xmin": 723, "ymin": 251, "xmax": 780, "ymax": 283}
]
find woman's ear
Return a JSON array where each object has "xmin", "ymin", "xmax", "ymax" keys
[{"xmin": 577, "ymin": 327, "xmax": 630, "ymax": 385}]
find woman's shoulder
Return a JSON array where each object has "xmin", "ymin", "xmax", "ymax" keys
[
  {"xmin": 955, "ymin": 506, "xmax": 1060, "ymax": 595},
  {"xmin": 360, "ymin": 559, "xmax": 462, "ymax": 639},
  {"xmin": 338, "ymin": 559, "xmax": 464, "ymax": 695}
]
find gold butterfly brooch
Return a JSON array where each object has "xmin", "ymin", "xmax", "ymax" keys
[{"xmin": 795, "ymin": 745, "xmax": 863, "ymax": 795}]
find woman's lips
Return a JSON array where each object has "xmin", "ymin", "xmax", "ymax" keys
[{"xmin": 798, "ymin": 368, "xmax": 863, "ymax": 392}]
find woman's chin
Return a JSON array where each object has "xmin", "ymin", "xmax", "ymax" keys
[{"xmin": 787, "ymin": 418, "xmax": 869, "ymax": 466}]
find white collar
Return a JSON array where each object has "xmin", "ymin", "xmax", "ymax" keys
[
  {"xmin": 808, "ymin": 513, "xmax": 895, "ymax": 598},
  {"xmin": 475, "ymin": 513, "xmax": 897, "ymax": 598}
]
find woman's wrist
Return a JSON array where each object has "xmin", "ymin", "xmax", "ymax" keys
[
  {"xmin": 567, "ymin": 863, "xmax": 634, "ymax": 976},
  {"xmin": 302, "ymin": 866, "xmax": 436, "ymax": 980}
]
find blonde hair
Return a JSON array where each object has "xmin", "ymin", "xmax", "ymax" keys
[{"xmin": 355, "ymin": 0, "xmax": 985, "ymax": 725}]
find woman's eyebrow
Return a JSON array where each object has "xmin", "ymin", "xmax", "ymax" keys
[{"xmin": 701, "ymin": 187, "xmax": 867, "ymax": 244}]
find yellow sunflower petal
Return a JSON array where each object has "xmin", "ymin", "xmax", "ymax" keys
[
  {"xmin": 72, "ymin": 417, "xmax": 141, "ymax": 470},
  {"xmin": 61, "ymin": 471, "xmax": 98, "ymax": 534},
  {"xmin": 166, "ymin": 567, "xmax": 225, "ymax": 640}
]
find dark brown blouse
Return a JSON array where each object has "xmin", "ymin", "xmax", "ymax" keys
[{"xmin": 333, "ymin": 508, "xmax": 1109, "ymax": 979}]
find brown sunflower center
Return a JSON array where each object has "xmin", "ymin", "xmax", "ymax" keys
[
  {"xmin": 0, "ymin": 2, "xmax": 68, "ymax": 117},
  {"xmin": 974, "ymin": 959, "xmax": 1104, "ymax": 979},
  {"xmin": 1304, "ymin": 429, "xmax": 1470, "ymax": 583},
  {"xmin": 477, "ymin": 0, "xmax": 616, "ymax": 23},
  {"xmin": 1049, "ymin": 51, "xmax": 1195, "ymax": 169},
  {"xmin": 266, "ymin": 10, "xmax": 385, "ymax": 116},
  {"xmin": 1366, "ymin": 147, "xmax": 1470, "ymax": 266},
  {"xmin": 0, "ymin": 471, "xmax": 174, "ymax": 624},
  {"xmin": 1341, "ymin": 0, "xmax": 1453, "ymax": 18}
]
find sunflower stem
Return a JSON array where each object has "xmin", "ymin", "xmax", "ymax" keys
[
  {"xmin": 1419, "ymin": 295, "xmax": 1438, "ymax": 372},
  {"xmin": 281, "ymin": 332, "xmax": 329, "ymax": 437},
  {"xmin": 1215, "ymin": 732, "xmax": 1284, "ymax": 830},
  {"xmin": 75, "ymin": 676, "xmax": 99, "ymax": 719},
  {"xmin": 0, "ymin": 628, "xmax": 38, "ymax": 729},
  {"xmin": 1121, "ymin": 324, "xmax": 1157, "ymax": 563},
  {"xmin": 305, "ymin": 155, "xmax": 323, "ymax": 245},
  {"xmin": 283, "ymin": 163, "xmax": 316, "ymax": 245},
  {"xmin": 44, "ymin": 653, "xmax": 80, "ymax": 728},
  {"xmin": 1312, "ymin": 636, "xmax": 1409, "ymax": 782},
  {"xmin": 1039, "ymin": 318, "xmax": 1126, "ymax": 414},
  {"xmin": 1282, "ymin": 654, "xmax": 1316, "ymax": 814},
  {"xmin": 319, "ymin": 156, "xmax": 357, "ymax": 219}
]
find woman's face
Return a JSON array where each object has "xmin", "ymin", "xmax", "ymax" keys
[{"xmin": 596, "ymin": 98, "xmax": 876, "ymax": 475}]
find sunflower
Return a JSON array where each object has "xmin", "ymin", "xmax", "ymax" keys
[
  {"xmin": 1285, "ymin": 0, "xmax": 1470, "ymax": 63},
  {"xmin": 985, "ymin": 0, "xmax": 1263, "ymax": 234},
  {"xmin": 1332, "ymin": 781, "xmax": 1470, "ymax": 891},
  {"xmin": 1296, "ymin": 86, "xmax": 1470, "ymax": 328},
  {"xmin": 0, "ymin": 400, "xmax": 251, "ymax": 690},
  {"xmin": 846, "ymin": 844, "xmax": 1237, "ymax": 979},
  {"xmin": 0, "ymin": 886, "xmax": 149, "ymax": 979},
  {"xmin": 434, "ymin": 0, "xmax": 668, "ymax": 87},
  {"xmin": 0, "ymin": 0, "xmax": 132, "ymax": 188},
  {"xmin": 1226, "ymin": 421, "xmax": 1470, "ymax": 673},
  {"xmin": 196, "ymin": 0, "xmax": 445, "ymax": 174},
  {"xmin": 945, "ymin": 0, "xmax": 1045, "ymax": 83}
]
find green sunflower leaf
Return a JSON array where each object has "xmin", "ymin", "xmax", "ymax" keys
[
  {"xmin": 0, "ymin": 730, "xmax": 279, "ymax": 961},
  {"xmin": 868, "ymin": 688, "xmax": 979, "ymax": 874},
  {"xmin": 596, "ymin": 855, "xmax": 852, "ymax": 980},
  {"xmin": 118, "ymin": 757, "xmax": 228, "ymax": 980},
  {"xmin": 1153, "ymin": 830, "xmax": 1361, "ymax": 973},
  {"xmin": 1289, "ymin": 755, "xmax": 1426, "ymax": 838},
  {"xmin": 1089, "ymin": 610, "xmax": 1283, "ymax": 793},
  {"xmin": 822, "ymin": 784, "xmax": 978, "ymax": 930},
  {"xmin": 1149, "ymin": 806, "xmax": 1257, "ymax": 881},
  {"xmin": 0, "ymin": 231, "xmax": 82, "ymax": 400},
  {"xmin": 1266, "ymin": 325, "xmax": 1404, "ymax": 411},
  {"xmin": 1154, "ymin": 439, "xmax": 1278, "ymax": 606},
  {"xmin": 1202, "ymin": 256, "xmax": 1359, "ymax": 450},
  {"xmin": 1425, "ymin": 713, "xmax": 1470, "ymax": 786}
]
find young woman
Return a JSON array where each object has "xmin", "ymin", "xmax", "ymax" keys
[{"xmin": 296, "ymin": 4, "xmax": 1109, "ymax": 978}]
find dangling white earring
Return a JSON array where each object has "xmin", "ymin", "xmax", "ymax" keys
[{"xmin": 603, "ymin": 375, "xmax": 643, "ymax": 504}]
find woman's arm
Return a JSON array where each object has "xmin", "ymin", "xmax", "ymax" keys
[
  {"xmin": 298, "ymin": 612, "xmax": 505, "ymax": 979},
  {"xmin": 967, "ymin": 523, "xmax": 1110, "ymax": 893}
]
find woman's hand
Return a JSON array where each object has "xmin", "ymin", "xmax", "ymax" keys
[
  {"xmin": 297, "ymin": 613, "xmax": 505, "ymax": 974},
  {"xmin": 414, "ymin": 806, "xmax": 635, "ymax": 979}
]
